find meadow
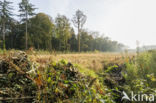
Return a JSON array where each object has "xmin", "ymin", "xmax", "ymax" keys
[
  {"xmin": 1, "ymin": 50, "xmax": 156, "ymax": 103},
  {"xmin": 29, "ymin": 52, "xmax": 134, "ymax": 70}
]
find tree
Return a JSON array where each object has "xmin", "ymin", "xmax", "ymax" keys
[
  {"xmin": 6, "ymin": 19, "xmax": 19, "ymax": 49},
  {"xmin": 18, "ymin": 0, "xmax": 36, "ymax": 49},
  {"xmin": 72, "ymin": 10, "xmax": 87, "ymax": 52},
  {"xmin": 55, "ymin": 14, "xmax": 71, "ymax": 51},
  {"xmin": 80, "ymin": 29, "xmax": 93, "ymax": 51},
  {"xmin": 29, "ymin": 13, "xmax": 54, "ymax": 50},
  {"xmin": 0, "ymin": 0, "xmax": 13, "ymax": 50},
  {"xmin": 69, "ymin": 28, "xmax": 77, "ymax": 51}
]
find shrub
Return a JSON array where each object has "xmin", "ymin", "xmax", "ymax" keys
[{"xmin": 36, "ymin": 60, "xmax": 111, "ymax": 103}]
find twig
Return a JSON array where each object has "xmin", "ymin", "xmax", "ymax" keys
[
  {"xmin": 8, "ymin": 61, "xmax": 34, "ymax": 81},
  {"xmin": 0, "ymin": 96, "xmax": 34, "ymax": 101}
]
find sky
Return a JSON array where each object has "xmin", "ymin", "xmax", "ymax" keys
[{"xmin": 10, "ymin": 0, "xmax": 156, "ymax": 49}]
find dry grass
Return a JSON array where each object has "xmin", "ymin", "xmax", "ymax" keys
[{"xmin": 29, "ymin": 52, "xmax": 135, "ymax": 70}]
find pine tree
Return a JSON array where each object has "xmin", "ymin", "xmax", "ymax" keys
[
  {"xmin": 18, "ymin": 0, "xmax": 36, "ymax": 49},
  {"xmin": 0, "ymin": 0, "xmax": 13, "ymax": 50}
]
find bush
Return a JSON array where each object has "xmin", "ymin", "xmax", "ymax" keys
[
  {"xmin": 123, "ymin": 51, "xmax": 156, "ymax": 101},
  {"xmin": 36, "ymin": 60, "xmax": 112, "ymax": 103},
  {"xmin": 98, "ymin": 51, "xmax": 156, "ymax": 102}
]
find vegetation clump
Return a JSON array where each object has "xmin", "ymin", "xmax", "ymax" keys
[
  {"xmin": 98, "ymin": 50, "xmax": 156, "ymax": 103},
  {"xmin": 0, "ymin": 50, "xmax": 156, "ymax": 103},
  {"xmin": 0, "ymin": 51, "xmax": 36, "ymax": 102},
  {"xmin": 0, "ymin": 52, "xmax": 111, "ymax": 103},
  {"xmin": 36, "ymin": 59, "xmax": 110, "ymax": 103}
]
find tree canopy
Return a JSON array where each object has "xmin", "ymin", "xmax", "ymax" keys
[{"xmin": 1, "ymin": 0, "xmax": 125, "ymax": 52}]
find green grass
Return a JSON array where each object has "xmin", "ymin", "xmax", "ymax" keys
[{"xmin": 74, "ymin": 64, "xmax": 99, "ymax": 78}]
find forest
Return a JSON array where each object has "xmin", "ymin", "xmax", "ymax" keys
[
  {"xmin": 0, "ymin": 0, "xmax": 124, "ymax": 52},
  {"xmin": 0, "ymin": 0, "xmax": 156, "ymax": 103}
]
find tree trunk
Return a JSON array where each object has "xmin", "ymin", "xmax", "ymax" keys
[
  {"xmin": 2, "ymin": 21, "xmax": 5, "ymax": 50},
  {"xmin": 25, "ymin": 20, "xmax": 28, "ymax": 50},
  {"xmin": 59, "ymin": 40, "xmax": 61, "ymax": 51},
  {"xmin": 49, "ymin": 38, "xmax": 52, "ymax": 51},
  {"xmin": 25, "ymin": 10, "xmax": 28, "ymax": 50},
  {"xmin": 37, "ymin": 43, "xmax": 39, "ymax": 50},
  {"xmin": 78, "ymin": 24, "xmax": 80, "ymax": 52},
  {"xmin": 50, "ymin": 38, "xmax": 52, "ymax": 51}
]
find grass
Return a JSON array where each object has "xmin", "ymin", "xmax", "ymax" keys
[
  {"xmin": 29, "ymin": 52, "xmax": 135, "ymax": 71},
  {"xmin": 74, "ymin": 64, "xmax": 98, "ymax": 78}
]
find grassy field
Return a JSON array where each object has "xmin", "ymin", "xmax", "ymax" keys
[{"xmin": 29, "ymin": 52, "xmax": 135, "ymax": 71}]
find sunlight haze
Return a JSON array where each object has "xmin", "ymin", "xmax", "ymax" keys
[{"xmin": 11, "ymin": 0, "xmax": 156, "ymax": 49}]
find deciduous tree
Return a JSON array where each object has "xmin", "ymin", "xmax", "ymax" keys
[
  {"xmin": 72, "ymin": 10, "xmax": 87, "ymax": 52},
  {"xmin": 55, "ymin": 14, "xmax": 71, "ymax": 51},
  {"xmin": 29, "ymin": 13, "xmax": 54, "ymax": 50}
]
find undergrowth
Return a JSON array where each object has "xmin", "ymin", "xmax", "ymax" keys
[{"xmin": 1, "ymin": 50, "xmax": 156, "ymax": 103}]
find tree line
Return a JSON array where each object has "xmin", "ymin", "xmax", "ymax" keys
[{"xmin": 0, "ymin": 0, "xmax": 125, "ymax": 52}]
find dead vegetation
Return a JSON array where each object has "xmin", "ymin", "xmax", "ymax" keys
[
  {"xmin": 29, "ymin": 52, "xmax": 135, "ymax": 71},
  {"xmin": 0, "ymin": 50, "xmax": 140, "ymax": 103},
  {"xmin": 0, "ymin": 51, "xmax": 113, "ymax": 102},
  {"xmin": 0, "ymin": 51, "xmax": 36, "ymax": 102}
]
